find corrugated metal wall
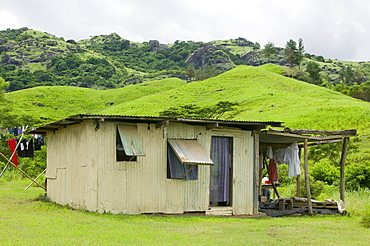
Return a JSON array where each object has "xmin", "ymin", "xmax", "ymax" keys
[{"xmin": 46, "ymin": 120, "xmax": 255, "ymax": 215}]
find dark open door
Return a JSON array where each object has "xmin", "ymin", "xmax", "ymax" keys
[{"xmin": 210, "ymin": 136, "xmax": 233, "ymax": 206}]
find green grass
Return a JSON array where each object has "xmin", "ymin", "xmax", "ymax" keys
[
  {"xmin": 102, "ymin": 65, "xmax": 370, "ymax": 132},
  {"xmin": 0, "ymin": 180, "xmax": 369, "ymax": 245},
  {"xmin": 3, "ymin": 78, "xmax": 186, "ymax": 124}
]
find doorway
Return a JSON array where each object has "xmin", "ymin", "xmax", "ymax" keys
[{"xmin": 210, "ymin": 136, "xmax": 233, "ymax": 206}]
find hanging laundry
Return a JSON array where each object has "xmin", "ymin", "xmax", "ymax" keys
[
  {"xmin": 13, "ymin": 127, "xmax": 18, "ymax": 136},
  {"xmin": 274, "ymin": 148, "xmax": 287, "ymax": 165},
  {"xmin": 7, "ymin": 139, "xmax": 18, "ymax": 166},
  {"xmin": 34, "ymin": 136, "xmax": 45, "ymax": 151},
  {"xmin": 284, "ymin": 142, "xmax": 301, "ymax": 178},
  {"xmin": 266, "ymin": 146, "xmax": 278, "ymax": 182},
  {"xmin": 18, "ymin": 139, "xmax": 34, "ymax": 158},
  {"xmin": 273, "ymin": 142, "xmax": 301, "ymax": 178}
]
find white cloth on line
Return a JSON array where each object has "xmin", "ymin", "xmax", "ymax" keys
[{"xmin": 273, "ymin": 141, "xmax": 301, "ymax": 178}]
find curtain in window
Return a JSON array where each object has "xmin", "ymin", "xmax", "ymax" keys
[
  {"xmin": 210, "ymin": 137, "xmax": 230, "ymax": 202},
  {"xmin": 167, "ymin": 145, "xmax": 198, "ymax": 180}
]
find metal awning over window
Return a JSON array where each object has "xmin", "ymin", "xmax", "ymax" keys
[
  {"xmin": 168, "ymin": 139, "xmax": 213, "ymax": 165},
  {"xmin": 117, "ymin": 125, "xmax": 145, "ymax": 156}
]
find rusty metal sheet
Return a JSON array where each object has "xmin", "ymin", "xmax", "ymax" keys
[
  {"xmin": 117, "ymin": 125, "xmax": 145, "ymax": 156},
  {"xmin": 168, "ymin": 139, "xmax": 213, "ymax": 165}
]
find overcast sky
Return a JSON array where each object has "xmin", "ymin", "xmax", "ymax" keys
[{"xmin": 0, "ymin": 0, "xmax": 369, "ymax": 61}]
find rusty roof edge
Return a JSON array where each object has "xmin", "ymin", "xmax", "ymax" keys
[{"xmin": 29, "ymin": 114, "xmax": 285, "ymax": 134}]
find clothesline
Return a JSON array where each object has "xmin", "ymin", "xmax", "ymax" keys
[
  {"xmin": 0, "ymin": 125, "xmax": 29, "ymax": 177},
  {"xmin": 263, "ymin": 141, "xmax": 301, "ymax": 183}
]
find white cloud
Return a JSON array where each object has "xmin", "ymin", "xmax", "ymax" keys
[
  {"xmin": 0, "ymin": 0, "xmax": 369, "ymax": 61},
  {"xmin": 0, "ymin": 10, "xmax": 22, "ymax": 30}
]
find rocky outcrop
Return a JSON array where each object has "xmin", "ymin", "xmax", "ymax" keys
[
  {"xmin": 1, "ymin": 55, "xmax": 22, "ymax": 66},
  {"xmin": 187, "ymin": 45, "xmax": 235, "ymax": 71},
  {"xmin": 149, "ymin": 40, "xmax": 168, "ymax": 52}
]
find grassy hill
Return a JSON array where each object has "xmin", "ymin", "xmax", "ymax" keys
[
  {"xmin": 2, "ymin": 78, "xmax": 185, "ymax": 124},
  {"xmin": 2, "ymin": 27, "xmax": 370, "ymax": 95},
  {"xmin": 101, "ymin": 65, "xmax": 370, "ymax": 133},
  {"xmin": 3, "ymin": 65, "xmax": 370, "ymax": 133}
]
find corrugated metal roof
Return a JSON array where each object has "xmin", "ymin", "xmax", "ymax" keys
[
  {"xmin": 117, "ymin": 125, "xmax": 145, "ymax": 156},
  {"xmin": 29, "ymin": 114, "xmax": 284, "ymax": 134},
  {"xmin": 168, "ymin": 139, "xmax": 213, "ymax": 165}
]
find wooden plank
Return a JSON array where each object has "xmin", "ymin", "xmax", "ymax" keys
[
  {"xmin": 281, "ymin": 128, "xmax": 357, "ymax": 136},
  {"xmin": 298, "ymin": 139, "xmax": 343, "ymax": 147}
]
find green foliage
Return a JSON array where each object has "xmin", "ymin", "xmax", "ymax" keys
[
  {"xmin": 185, "ymin": 63, "xmax": 196, "ymax": 81},
  {"xmin": 310, "ymin": 159, "xmax": 339, "ymax": 185},
  {"xmin": 339, "ymin": 65, "xmax": 355, "ymax": 85},
  {"xmin": 306, "ymin": 61, "xmax": 322, "ymax": 85},
  {"xmin": 309, "ymin": 138, "xmax": 360, "ymax": 166},
  {"xmin": 315, "ymin": 55, "xmax": 325, "ymax": 62},
  {"xmin": 300, "ymin": 178, "xmax": 326, "ymax": 199},
  {"xmin": 332, "ymin": 82, "xmax": 370, "ymax": 102},
  {"xmin": 360, "ymin": 205, "xmax": 370, "ymax": 228},
  {"xmin": 346, "ymin": 162, "xmax": 370, "ymax": 190},
  {"xmin": 159, "ymin": 101, "xmax": 239, "ymax": 119},
  {"xmin": 0, "ymin": 77, "xmax": 9, "ymax": 95},
  {"xmin": 284, "ymin": 38, "xmax": 305, "ymax": 68},
  {"xmin": 0, "ymin": 27, "xmax": 28, "ymax": 40},
  {"xmin": 263, "ymin": 42, "xmax": 277, "ymax": 58},
  {"xmin": 277, "ymin": 164, "xmax": 296, "ymax": 186},
  {"xmin": 193, "ymin": 65, "xmax": 220, "ymax": 81}
]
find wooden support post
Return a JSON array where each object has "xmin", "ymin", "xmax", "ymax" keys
[
  {"xmin": 296, "ymin": 175, "xmax": 301, "ymax": 197},
  {"xmin": 340, "ymin": 137, "xmax": 349, "ymax": 202},
  {"xmin": 304, "ymin": 139, "xmax": 313, "ymax": 215},
  {"xmin": 25, "ymin": 169, "xmax": 46, "ymax": 190},
  {"xmin": 258, "ymin": 157, "xmax": 264, "ymax": 197},
  {"xmin": 0, "ymin": 152, "xmax": 46, "ymax": 190},
  {"xmin": 182, "ymin": 165, "xmax": 195, "ymax": 179},
  {"xmin": 253, "ymin": 130, "xmax": 260, "ymax": 214},
  {"xmin": 296, "ymin": 147, "xmax": 302, "ymax": 197}
]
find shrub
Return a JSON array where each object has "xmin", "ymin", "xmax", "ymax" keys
[
  {"xmin": 310, "ymin": 159, "xmax": 339, "ymax": 185},
  {"xmin": 346, "ymin": 162, "xmax": 370, "ymax": 190},
  {"xmin": 360, "ymin": 205, "xmax": 370, "ymax": 228}
]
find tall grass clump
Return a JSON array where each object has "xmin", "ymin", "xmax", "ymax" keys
[{"xmin": 361, "ymin": 205, "xmax": 370, "ymax": 228}]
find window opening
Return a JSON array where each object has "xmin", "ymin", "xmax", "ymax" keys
[
  {"xmin": 116, "ymin": 125, "xmax": 145, "ymax": 162},
  {"xmin": 167, "ymin": 139, "xmax": 213, "ymax": 180}
]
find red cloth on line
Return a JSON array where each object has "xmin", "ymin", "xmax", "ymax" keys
[
  {"xmin": 268, "ymin": 158, "xmax": 278, "ymax": 182},
  {"xmin": 7, "ymin": 139, "xmax": 18, "ymax": 166}
]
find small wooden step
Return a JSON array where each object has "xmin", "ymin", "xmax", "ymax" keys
[{"xmin": 206, "ymin": 207, "xmax": 233, "ymax": 216}]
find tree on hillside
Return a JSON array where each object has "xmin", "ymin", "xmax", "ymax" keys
[
  {"xmin": 339, "ymin": 65, "xmax": 355, "ymax": 85},
  {"xmin": 297, "ymin": 38, "xmax": 305, "ymax": 69},
  {"xmin": 185, "ymin": 63, "xmax": 196, "ymax": 81},
  {"xmin": 284, "ymin": 38, "xmax": 305, "ymax": 68},
  {"xmin": 263, "ymin": 42, "xmax": 277, "ymax": 59},
  {"xmin": 306, "ymin": 61, "xmax": 322, "ymax": 85},
  {"xmin": 0, "ymin": 77, "xmax": 9, "ymax": 97},
  {"xmin": 284, "ymin": 39, "xmax": 297, "ymax": 67}
]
